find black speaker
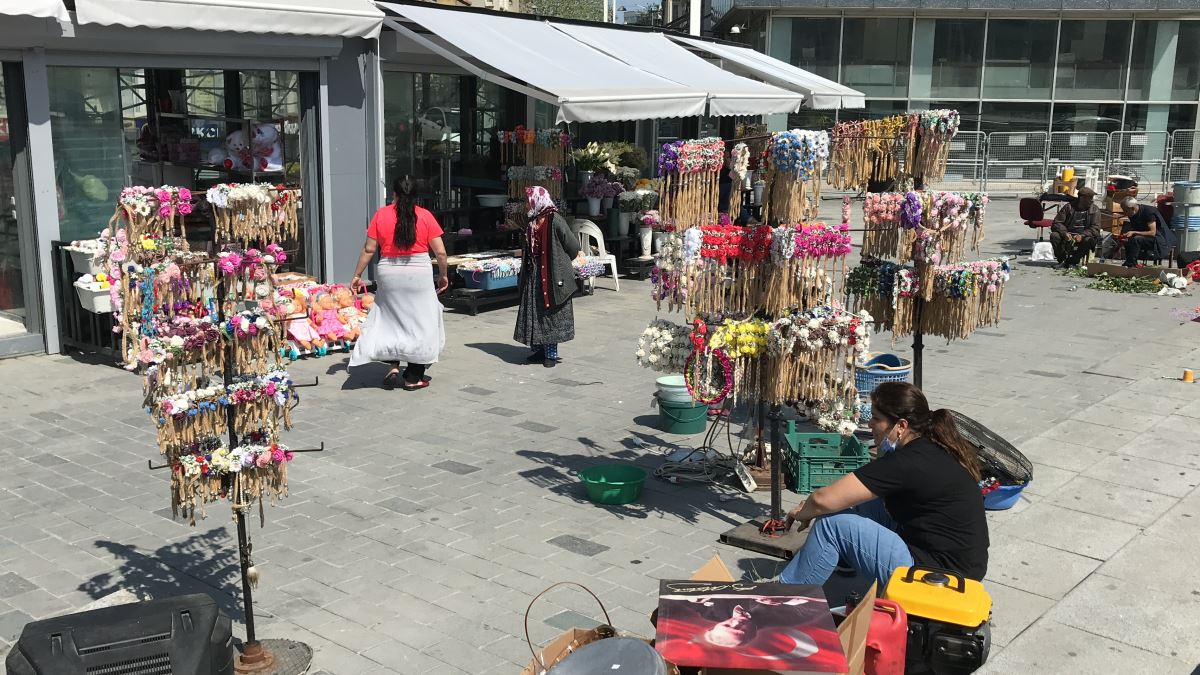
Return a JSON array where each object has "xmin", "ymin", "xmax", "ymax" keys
[{"xmin": 5, "ymin": 593, "xmax": 234, "ymax": 675}]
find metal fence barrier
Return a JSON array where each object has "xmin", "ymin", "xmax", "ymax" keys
[
  {"xmin": 1108, "ymin": 130, "xmax": 1170, "ymax": 193},
  {"xmin": 939, "ymin": 131, "xmax": 986, "ymax": 193},
  {"xmin": 817, "ymin": 129, "xmax": 1200, "ymax": 195},
  {"xmin": 984, "ymin": 132, "xmax": 1048, "ymax": 193},
  {"xmin": 1169, "ymin": 129, "xmax": 1200, "ymax": 185}
]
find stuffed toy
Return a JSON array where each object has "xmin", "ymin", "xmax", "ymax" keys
[
  {"xmin": 211, "ymin": 129, "xmax": 252, "ymax": 172},
  {"xmin": 283, "ymin": 290, "xmax": 326, "ymax": 357},
  {"xmin": 310, "ymin": 290, "xmax": 347, "ymax": 343},
  {"xmin": 251, "ymin": 123, "xmax": 285, "ymax": 172},
  {"xmin": 333, "ymin": 286, "xmax": 363, "ymax": 342}
]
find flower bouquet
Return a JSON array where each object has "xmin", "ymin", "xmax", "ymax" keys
[
  {"xmin": 614, "ymin": 166, "xmax": 642, "ymax": 189},
  {"xmin": 571, "ymin": 142, "xmax": 615, "ymax": 173},
  {"xmin": 635, "ymin": 319, "xmax": 692, "ymax": 372},
  {"xmin": 581, "ymin": 174, "xmax": 609, "ymax": 215}
]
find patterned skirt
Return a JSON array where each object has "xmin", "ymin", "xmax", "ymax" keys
[{"xmin": 513, "ymin": 267, "xmax": 574, "ymax": 346}]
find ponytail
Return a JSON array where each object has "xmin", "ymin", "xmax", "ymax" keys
[
  {"xmin": 926, "ymin": 408, "xmax": 981, "ymax": 481},
  {"xmin": 871, "ymin": 382, "xmax": 981, "ymax": 481},
  {"xmin": 392, "ymin": 175, "xmax": 417, "ymax": 250}
]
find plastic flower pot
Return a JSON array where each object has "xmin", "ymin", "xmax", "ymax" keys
[
  {"xmin": 579, "ymin": 464, "xmax": 647, "ymax": 505},
  {"xmin": 637, "ymin": 227, "xmax": 653, "ymax": 259},
  {"xmin": 73, "ymin": 281, "xmax": 112, "ymax": 313}
]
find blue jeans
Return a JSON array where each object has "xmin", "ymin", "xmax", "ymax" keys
[{"xmin": 780, "ymin": 499, "xmax": 914, "ymax": 590}]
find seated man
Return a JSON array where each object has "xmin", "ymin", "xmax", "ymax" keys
[
  {"xmin": 1119, "ymin": 197, "xmax": 1175, "ymax": 267},
  {"xmin": 1049, "ymin": 187, "xmax": 1101, "ymax": 266}
]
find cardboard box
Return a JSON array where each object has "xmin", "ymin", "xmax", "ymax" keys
[
  {"xmin": 1084, "ymin": 261, "xmax": 1180, "ymax": 278},
  {"xmin": 689, "ymin": 555, "xmax": 875, "ymax": 675},
  {"xmin": 521, "ymin": 556, "xmax": 873, "ymax": 675}
]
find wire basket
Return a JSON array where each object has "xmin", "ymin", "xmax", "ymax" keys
[
  {"xmin": 854, "ymin": 353, "xmax": 913, "ymax": 419},
  {"xmin": 950, "ymin": 410, "xmax": 1034, "ymax": 486}
]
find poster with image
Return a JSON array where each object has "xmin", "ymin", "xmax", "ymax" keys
[{"xmin": 654, "ymin": 580, "xmax": 848, "ymax": 673}]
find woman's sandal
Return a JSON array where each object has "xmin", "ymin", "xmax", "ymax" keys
[
  {"xmin": 403, "ymin": 379, "xmax": 430, "ymax": 391},
  {"xmin": 383, "ymin": 368, "xmax": 401, "ymax": 390}
]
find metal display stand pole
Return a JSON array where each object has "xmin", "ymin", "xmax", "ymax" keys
[
  {"xmin": 912, "ymin": 297, "xmax": 925, "ymax": 389},
  {"xmin": 719, "ymin": 390, "xmax": 807, "ymax": 559}
]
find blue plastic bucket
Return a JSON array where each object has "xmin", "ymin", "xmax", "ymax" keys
[
  {"xmin": 855, "ymin": 353, "xmax": 913, "ymax": 419},
  {"xmin": 983, "ymin": 483, "xmax": 1027, "ymax": 510}
]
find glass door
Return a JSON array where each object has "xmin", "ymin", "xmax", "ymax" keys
[{"xmin": 0, "ymin": 64, "xmax": 27, "ymax": 336}]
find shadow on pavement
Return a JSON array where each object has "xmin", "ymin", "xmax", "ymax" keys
[
  {"xmin": 464, "ymin": 341, "xmax": 533, "ymax": 365},
  {"xmin": 515, "ymin": 448, "xmax": 762, "ymax": 527},
  {"xmin": 79, "ymin": 528, "xmax": 246, "ymax": 622}
]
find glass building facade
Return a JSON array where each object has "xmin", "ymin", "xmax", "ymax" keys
[{"xmin": 765, "ymin": 16, "xmax": 1200, "ymax": 135}]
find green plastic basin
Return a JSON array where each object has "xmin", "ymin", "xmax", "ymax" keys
[{"xmin": 579, "ymin": 464, "xmax": 648, "ymax": 505}]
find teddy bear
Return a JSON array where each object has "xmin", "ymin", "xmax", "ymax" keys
[
  {"xmin": 250, "ymin": 123, "xmax": 285, "ymax": 172},
  {"xmin": 209, "ymin": 128, "xmax": 253, "ymax": 172}
]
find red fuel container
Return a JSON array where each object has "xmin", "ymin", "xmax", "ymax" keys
[{"xmin": 865, "ymin": 598, "xmax": 907, "ymax": 675}]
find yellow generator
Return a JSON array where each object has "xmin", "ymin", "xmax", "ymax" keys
[{"xmin": 883, "ymin": 566, "xmax": 992, "ymax": 674}]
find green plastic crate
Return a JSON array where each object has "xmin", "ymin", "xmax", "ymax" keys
[{"xmin": 783, "ymin": 422, "xmax": 871, "ymax": 493}]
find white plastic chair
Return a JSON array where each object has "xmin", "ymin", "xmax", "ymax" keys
[{"xmin": 572, "ymin": 219, "xmax": 619, "ymax": 292}]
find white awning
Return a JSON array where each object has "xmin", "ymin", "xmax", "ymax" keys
[
  {"xmin": 549, "ymin": 24, "xmax": 803, "ymax": 117},
  {"xmin": 74, "ymin": 0, "xmax": 385, "ymax": 39},
  {"xmin": 672, "ymin": 36, "xmax": 866, "ymax": 110},
  {"xmin": 379, "ymin": 3, "xmax": 707, "ymax": 123},
  {"xmin": 1, "ymin": 0, "xmax": 68, "ymax": 21}
]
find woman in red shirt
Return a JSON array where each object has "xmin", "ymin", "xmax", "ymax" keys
[{"xmin": 349, "ymin": 175, "xmax": 449, "ymax": 390}]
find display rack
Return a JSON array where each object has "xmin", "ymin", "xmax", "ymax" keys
[{"xmin": 103, "ymin": 184, "xmax": 321, "ymax": 674}]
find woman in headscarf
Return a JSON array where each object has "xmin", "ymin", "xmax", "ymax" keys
[
  {"xmin": 349, "ymin": 175, "xmax": 448, "ymax": 390},
  {"xmin": 514, "ymin": 186, "xmax": 583, "ymax": 368}
]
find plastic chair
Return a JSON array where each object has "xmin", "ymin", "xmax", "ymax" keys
[
  {"xmin": 1019, "ymin": 198, "xmax": 1053, "ymax": 242},
  {"xmin": 573, "ymin": 219, "xmax": 619, "ymax": 292}
]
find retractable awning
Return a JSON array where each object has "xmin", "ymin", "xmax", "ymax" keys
[
  {"xmin": 379, "ymin": 3, "xmax": 708, "ymax": 123},
  {"xmin": 1, "ymin": 0, "xmax": 68, "ymax": 21},
  {"xmin": 73, "ymin": 0, "xmax": 385, "ymax": 39},
  {"xmin": 672, "ymin": 35, "xmax": 866, "ymax": 110},
  {"xmin": 549, "ymin": 23, "xmax": 803, "ymax": 117}
]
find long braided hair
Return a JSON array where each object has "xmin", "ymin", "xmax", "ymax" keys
[{"xmin": 392, "ymin": 175, "xmax": 417, "ymax": 250}]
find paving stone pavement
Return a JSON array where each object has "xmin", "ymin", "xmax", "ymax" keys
[{"xmin": 0, "ymin": 197, "xmax": 1198, "ymax": 674}]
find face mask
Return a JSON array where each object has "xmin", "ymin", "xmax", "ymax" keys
[{"xmin": 880, "ymin": 425, "xmax": 900, "ymax": 454}]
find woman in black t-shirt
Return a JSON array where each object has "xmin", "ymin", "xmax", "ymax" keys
[{"xmin": 779, "ymin": 382, "xmax": 989, "ymax": 588}]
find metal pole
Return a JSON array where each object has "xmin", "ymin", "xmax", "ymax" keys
[
  {"xmin": 236, "ymin": 511, "xmax": 256, "ymax": 644},
  {"xmin": 768, "ymin": 403, "xmax": 783, "ymax": 522},
  {"xmin": 912, "ymin": 297, "xmax": 925, "ymax": 389}
]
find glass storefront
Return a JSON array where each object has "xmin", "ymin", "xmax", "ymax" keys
[
  {"xmin": 777, "ymin": 17, "xmax": 840, "ymax": 81},
  {"xmin": 840, "ymin": 18, "xmax": 912, "ymax": 98},
  {"xmin": 983, "ymin": 20, "xmax": 1057, "ymax": 100},
  {"xmin": 48, "ymin": 66, "xmax": 315, "ymax": 269},
  {"xmin": 926, "ymin": 20, "xmax": 985, "ymax": 100},
  {"xmin": 0, "ymin": 66, "xmax": 26, "ymax": 336},
  {"xmin": 979, "ymin": 102, "xmax": 1051, "ymax": 134},
  {"xmin": 1055, "ymin": 20, "xmax": 1131, "ymax": 101},
  {"xmin": 770, "ymin": 15, "xmax": 1200, "ymax": 134},
  {"xmin": 382, "ymin": 71, "xmax": 528, "ymax": 211}
]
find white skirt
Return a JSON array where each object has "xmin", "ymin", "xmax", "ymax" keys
[{"xmin": 349, "ymin": 255, "xmax": 445, "ymax": 367}]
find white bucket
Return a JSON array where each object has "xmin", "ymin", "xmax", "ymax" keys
[
  {"xmin": 66, "ymin": 247, "xmax": 105, "ymax": 275},
  {"xmin": 655, "ymin": 374, "xmax": 692, "ymax": 403},
  {"xmin": 74, "ymin": 282, "xmax": 112, "ymax": 313}
]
